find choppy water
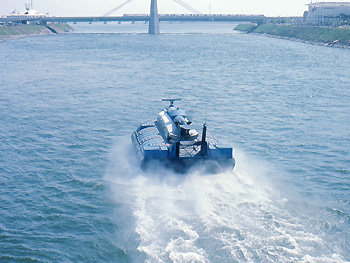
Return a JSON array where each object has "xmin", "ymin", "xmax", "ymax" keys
[{"xmin": 1, "ymin": 22, "xmax": 349, "ymax": 262}]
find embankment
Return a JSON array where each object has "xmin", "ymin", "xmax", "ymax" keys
[
  {"xmin": 234, "ymin": 23, "xmax": 350, "ymax": 48},
  {"xmin": 0, "ymin": 23, "xmax": 73, "ymax": 41}
]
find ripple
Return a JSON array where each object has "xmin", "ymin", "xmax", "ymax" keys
[{"xmin": 1, "ymin": 23, "xmax": 350, "ymax": 262}]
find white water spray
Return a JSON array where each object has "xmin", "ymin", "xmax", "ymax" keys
[{"xmin": 105, "ymin": 138, "xmax": 347, "ymax": 262}]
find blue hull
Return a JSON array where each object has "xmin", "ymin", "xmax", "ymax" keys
[
  {"xmin": 131, "ymin": 100, "xmax": 235, "ymax": 173},
  {"xmin": 140, "ymin": 157, "xmax": 235, "ymax": 174}
]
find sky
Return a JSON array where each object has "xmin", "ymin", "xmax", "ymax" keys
[{"xmin": 0, "ymin": 0, "xmax": 347, "ymax": 17}]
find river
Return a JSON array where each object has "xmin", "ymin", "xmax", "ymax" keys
[{"xmin": 0, "ymin": 22, "xmax": 349, "ymax": 262}]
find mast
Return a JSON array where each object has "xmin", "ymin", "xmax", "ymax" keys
[{"xmin": 200, "ymin": 124, "xmax": 208, "ymax": 156}]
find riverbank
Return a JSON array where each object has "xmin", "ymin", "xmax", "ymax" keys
[
  {"xmin": 234, "ymin": 24, "xmax": 350, "ymax": 48},
  {"xmin": 0, "ymin": 23, "xmax": 73, "ymax": 41}
]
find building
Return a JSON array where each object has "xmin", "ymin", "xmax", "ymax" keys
[
  {"xmin": 3, "ymin": 1, "xmax": 49, "ymax": 25},
  {"xmin": 305, "ymin": 2, "xmax": 350, "ymax": 26}
]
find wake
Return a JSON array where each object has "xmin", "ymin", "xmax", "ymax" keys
[{"xmin": 104, "ymin": 139, "xmax": 346, "ymax": 262}]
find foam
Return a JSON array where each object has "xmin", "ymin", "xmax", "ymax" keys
[{"xmin": 105, "ymin": 140, "xmax": 347, "ymax": 262}]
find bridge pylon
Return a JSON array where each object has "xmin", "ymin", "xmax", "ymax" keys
[{"xmin": 149, "ymin": 0, "xmax": 160, "ymax": 34}]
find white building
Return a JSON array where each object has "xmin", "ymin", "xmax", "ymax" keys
[
  {"xmin": 305, "ymin": 2, "xmax": 350, "ymax": 25},
  {"xmin": 6, "ymin": 9, "xmax": 49, "ymax": 18},
  {"xmin": 4, "ymin": 1, "xmax": 49, "ymax": 24}
]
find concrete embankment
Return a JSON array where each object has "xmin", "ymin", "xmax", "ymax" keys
[
  {"xmin": 0, "ymin": 23, "xmax": 73, "ymax": 41},
  {"xmin": 235, "ymin": 23, "xmax": 350, "ymax": 48}
]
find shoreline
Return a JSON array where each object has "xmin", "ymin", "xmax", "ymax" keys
[
  {"xmin": 234, "ymin": 24, "xmax": 350, "ymax": 49},
  {"xmin": 253, "ymin": 32, "xmax": 350, "ymax": 49},
  {"xmin": 0, "ymin": 23, "xmax": 73, "ymax": 42}
]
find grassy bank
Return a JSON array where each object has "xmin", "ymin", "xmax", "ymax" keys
[
  {"xmin": 49, "ymin": 23, "xmax": 73, "ymax": 33},
  {"xmin": 0, "ymin": 23, "xmax": 73, "ymax": 37},
  {"xmin": 235, "ymin": 23, "xmax": 350, "ymax": 47}
]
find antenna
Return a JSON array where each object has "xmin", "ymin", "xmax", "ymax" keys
[
  {"xmin": 162, "ymin": 98, "xmax": 181, "ymax": 107},
  {"xmin": 31, "ymin": 0, "xmax": 33, "ymax": 9}
]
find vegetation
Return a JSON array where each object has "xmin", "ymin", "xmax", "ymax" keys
[
  {"xmin": 235, "ymin": 23, "xmax": 350, "ymax": 47},
  {"xmin": 0, "ymin": 24, "xmax": 45, "ymax": 35},
  {"xmin": 51, "ymin": 23, "xmax": 73, "ymax": 33},
  {"xmin": 0, "ymin": 23, "xmax": 73, "ymax": 36},
  {"xmin": 234, "ymin": 23, "xmax": 257, "ymax": 33}
]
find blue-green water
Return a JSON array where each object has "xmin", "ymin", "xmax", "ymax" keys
[{"xmin": 1, "ymin": 22, "xmax": 349, "ymax": 262}]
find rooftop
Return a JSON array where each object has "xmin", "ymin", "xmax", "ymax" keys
[{"xmin": 307, "ymin": 2, "xmax": 350, "ymax": 7}]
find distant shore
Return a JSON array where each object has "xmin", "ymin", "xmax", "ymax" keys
[
  {"xmin": 0, "ymin": 23, "xmax": 73, "ymax": 41},
  {"xmin": 234, "ymin": 24, "xmax": 350, "ymax": 49}
]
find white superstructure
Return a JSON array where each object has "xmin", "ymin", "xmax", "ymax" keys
[
  {"xmin": 4, "ymin": 1, "xmax": 49, "ymax": 22},
  {"xmin": 306, "ymin": 2, "xmax": 350, "ymax": 25}
]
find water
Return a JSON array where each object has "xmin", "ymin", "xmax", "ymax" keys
[{"xmin": 1, "ymin": 22, "xmax": 349, "ymax": 262}]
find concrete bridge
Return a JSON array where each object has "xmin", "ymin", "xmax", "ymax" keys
[
  {"xmin": 0, "ymin": 14, "xmax": 266, "ymax": 25},
  {"xmin": 1, "ymin": 0, "xmax": 266, "ymax": 34}
]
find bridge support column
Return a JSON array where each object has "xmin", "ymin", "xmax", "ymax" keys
[
  {"xmin": 39, "ymin": 17, "xmax": 47, "ymax": 25},
  {"xmin": 148, "ymin": 0, "xmax": 160, "ymax": 34}
]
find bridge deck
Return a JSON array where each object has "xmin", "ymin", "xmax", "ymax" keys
[{"xmin": 1, "ymin": 14, "xmax": 266, "ymax": 24}]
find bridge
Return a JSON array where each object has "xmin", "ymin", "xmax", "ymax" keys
[
  {"xmin": 0, "ymin": 0, "xmax": 266, "ymax": 34},
  {"xmin": 0, "ymin": 14, "xmax": 266, "ymax": 24}
]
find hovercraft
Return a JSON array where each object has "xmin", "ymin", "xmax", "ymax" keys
[{"xmin": 131, "ymin": 99, "xmax": 235, "ymax": 173}]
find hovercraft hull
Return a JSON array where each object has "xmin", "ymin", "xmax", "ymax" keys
[{"xmin": 131, "ymin": 99, "xmax": 235, "ymax": 173}]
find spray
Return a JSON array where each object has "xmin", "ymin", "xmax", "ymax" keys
[{"xmin": 105, "ymin": 137, "xmax": 346, "ymax": 262}]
